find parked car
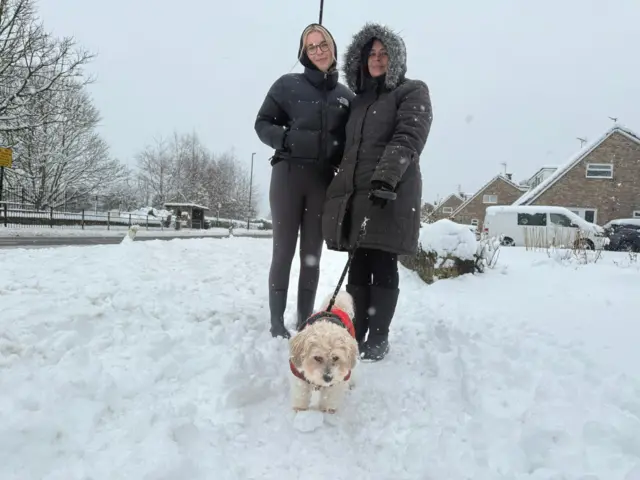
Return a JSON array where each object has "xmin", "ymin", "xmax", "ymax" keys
[
  {"xmin": 605, "ymin": 227, "xmax": 640, "ymax": 252},
  {"xmin": 483, "ymin": 205, "xmax": 608, "ymax": 250},
  {"xmin": 603, "ymin": 218, "xmax": 640, "ymax": 235}
]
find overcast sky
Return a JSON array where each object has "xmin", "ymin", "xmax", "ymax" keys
[{"xmin": 40, "ymin": 0, "xmax": 640, "ymax": 214}]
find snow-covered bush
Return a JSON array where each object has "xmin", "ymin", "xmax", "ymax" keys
[{"xmin": 400, "ymin": 219, "xmax": 501, "ymax": 283}]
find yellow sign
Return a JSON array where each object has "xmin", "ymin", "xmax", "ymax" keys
[{"xmin": 0, "ymin": 147, "xmax": 12, "ymax": 168}]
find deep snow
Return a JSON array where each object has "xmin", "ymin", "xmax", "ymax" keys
[{"xmin": 1, "ymin": 238, "xmax": 640, "ymax": 479}]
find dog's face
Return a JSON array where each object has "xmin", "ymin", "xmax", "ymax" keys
[{"xmin": 290, "ymin": 320, "xmax": 358, "ymax": 387}]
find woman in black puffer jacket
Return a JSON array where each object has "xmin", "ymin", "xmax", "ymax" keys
[
  {"xmin": 255, "ymin": 23, "xmax": 354, "ymax": 339},
  {"xmin": 322, "ymin": 23, "xmax": 433, "ymax": 361}
]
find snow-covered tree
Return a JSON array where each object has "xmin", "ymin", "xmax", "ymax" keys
[
  {"xmin": 0, "ymin": 0, "xmax": 94, "ymax": 133},
  {"xmin": 3, "ymin": 80, "xmax": 126, "ymax": 209}
]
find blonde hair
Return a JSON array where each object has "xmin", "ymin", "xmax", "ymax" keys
[{"xmin": 300, "ymin": 25, "xmax": 336, "ymax": 64}]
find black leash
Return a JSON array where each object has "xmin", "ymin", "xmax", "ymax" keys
[{"xmin": 325, "ymin": 189, "xmax": 396, "ymax": 312}]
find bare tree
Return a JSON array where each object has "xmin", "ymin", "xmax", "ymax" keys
[
  {"xmin": 0, "ymin": 0, "xmax": 95, "ymax": 133},
  {"xmin": 134, "ymin": 135, "xmax": 260, "ymax": 219},
  {"xmin": 136, "ymin": 136, "xmax": 176, "ymax": 208},
  {"xmin": 3, "ymin": 80, "xmax": 126, "ymax": 209},
  {"xmin": 170, "ymin": 131, "xmax": 213, "ymax": 206},
  {"xmin": 99, "ymin": 167, "xmax": 144, "ymax": 212}
]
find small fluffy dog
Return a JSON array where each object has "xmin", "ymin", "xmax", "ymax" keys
[{"xmin": 288, "ymin": 290, "xmax": 359, "ymax": 414}]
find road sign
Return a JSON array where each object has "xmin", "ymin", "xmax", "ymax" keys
[{"xmin": 0, "ymin": 147, "xmax": 12, "ymax": 168}]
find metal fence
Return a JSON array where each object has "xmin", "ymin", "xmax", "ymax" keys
[
  {"xmin": 0, "ymin": 186, "xmax": 123, "ymax": 213},
  {"xmin": 0, "ymin": 204, "xmax": 273, "ymax": 232},
  {"xmin": 0, "ymin": 187, "xmax": 271, "ymax": 232},
  {"xmin": 0, "ymin": 204, "xmax": 166, "ymax": 231}
]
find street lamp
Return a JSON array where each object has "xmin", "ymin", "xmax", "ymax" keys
[{"xmin": 247, "ymin": 152, "xmax": 255, "ymax": 229}]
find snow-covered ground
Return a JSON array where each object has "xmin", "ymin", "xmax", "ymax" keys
[
  {"xmin": 0, "ymin": 226, "xmax": 272, "ymax": 237},
  {"xmin": 1, "ymin": 238, "xmax": 639, "ymax": 479}
]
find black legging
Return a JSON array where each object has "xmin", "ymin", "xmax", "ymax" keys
[
  {"xmin": 348, "ymin": 247, "xmax": 399, "ymax": 289},
  {"xmin": 268, "ymin": 161, "xmax": 331, "ymax": 294}
]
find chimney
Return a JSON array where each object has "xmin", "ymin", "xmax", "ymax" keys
[{"xmin": 505, "ymin": 173, "xmax": 513, "ymax": 181}]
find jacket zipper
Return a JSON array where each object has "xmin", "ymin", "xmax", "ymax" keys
[{"xmin": 320, "ymin": 73, "xmax": 328, "ymax": 167}]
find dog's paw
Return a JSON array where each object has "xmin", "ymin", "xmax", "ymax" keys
[
  {"xmin": 321, "ymin": 408, "xmax": 337, "ymax": 414},
  {"xmin": 292, "ymin": 406, "xmax": 308, "ymax": 412}
]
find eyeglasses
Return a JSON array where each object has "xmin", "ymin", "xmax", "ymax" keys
[{"xmin": 306, "ymin": 41, "xmax": 330, "ymax": 56}]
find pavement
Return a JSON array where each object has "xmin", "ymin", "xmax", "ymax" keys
[{"xmin": 0, "ymin": 233, "xmax": 272, "ymax": 249}]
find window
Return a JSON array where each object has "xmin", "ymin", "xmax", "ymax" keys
[
  {"xmin": 517, "ymin": 213, "xmax": 547, "ymax": 226},
  {"xmin": 471, "ymin": 219, "xmax": 479, "ymax": 226},
  {"xmin": 634, "ymin": 211, "xmax": 640, "ymax": 218},
  {"xmin": 550, "ymin": 213, "xmax": 578, "ymax": 228},
  {"xmin": 483, "ymin": 194, "xmax": 498, "ymax": 204},
  {"xmin": 584, "ymin": 210, "xmax": 596, "ymax": 223},
  {"xmin": 586, "ymin": 163, "xmax": 613, "ymax": 179},
  {"xmin": 442, "ymin": 206, "xmax": 453, "ymax": 214}
]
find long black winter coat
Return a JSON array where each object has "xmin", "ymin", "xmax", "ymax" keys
[
  {"xmin": 254, "ymin": 66, "xmax": 355, "ymax": 171},
  {"xmin": 322, "ymin": 23, "xmax": 433, "ymax": 256}
]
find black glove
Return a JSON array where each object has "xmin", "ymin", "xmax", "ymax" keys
[
  {"xmin": 368, "ymin": 180, "xmax": 396, "ymax": 208},
  {"xmin": 281, "ymin": 128, "xmax": 290, "ymax": 151}
]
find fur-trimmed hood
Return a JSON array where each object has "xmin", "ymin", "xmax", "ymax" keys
[{"xmin": 343, "ymin": 23, "xmax": 407, "ymax": 93}]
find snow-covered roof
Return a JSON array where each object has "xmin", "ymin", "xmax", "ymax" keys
[
  {"xmin": 514, "ymin": 124, "xmax": 640, "ymax": 206},
  {"xmin": 164, "ymin": 202, "xmax": 210, "ymax": 210},
  {"xmin": 436, "ymin": 193, "xmax": 463, "ymax": 207},
  {"xmin": 452, "ymin": 174, "xmax": 527, "ymax": 217}
]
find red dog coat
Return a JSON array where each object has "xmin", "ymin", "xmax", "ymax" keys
[{"xmin": 289, "ymin": 307, "xmax": 356, "ymax": 385}]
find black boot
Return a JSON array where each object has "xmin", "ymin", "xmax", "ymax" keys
[
  {"xmin": 296, "ymin": 288, "xmax": 317, "ymax": 330},
  {"xmin": 360, "ymin": 286, "xmax": 399, "ymax": 361},
  {"xmin": 269, "ymin": 289, "xmax": 291, "ymax": 339},
  {"xmin": 346, "ymin": 284, "xmax": 370, "ymax": 347}
]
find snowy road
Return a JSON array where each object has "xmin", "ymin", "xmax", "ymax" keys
[
  {"xmin": 0, "ymin": 229, "xmax": 272, "ymax": 248},
  {"xmin": 1, "ymin": 237, "xmax": 639, "ymax": 479}
]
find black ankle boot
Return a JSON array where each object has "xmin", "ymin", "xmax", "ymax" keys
[
  {"xmin": 346, "ymin": 284, "xmax": 370, "ymax": 346},
  {"xmin": 360, "ymin": 286, "xmax": 399, "ymax": 361},
  {"xmin": 296, "ymin": 288, "xmax": 317, "ymax": 330},
  {"xmin": 269, "ymin": 289, "xmax": 290, "ymax": 339}
]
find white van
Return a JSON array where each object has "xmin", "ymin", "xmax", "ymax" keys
[{"xmin": 483, "ymin": 205, "xmax": 608, "ymax": 250}]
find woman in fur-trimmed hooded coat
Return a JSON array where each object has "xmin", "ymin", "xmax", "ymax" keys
[{"xmin": 321, "ymin": 23, "xmax": 433, "ymax": 361}]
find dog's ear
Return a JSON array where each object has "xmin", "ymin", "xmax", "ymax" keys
[
  {"xmin": 345, "ymin": 337, "xmax": 359, "ymax": 370},
  {"xmin": 289, "ymin": 331, "xmax": 306, "ymax": 367}
]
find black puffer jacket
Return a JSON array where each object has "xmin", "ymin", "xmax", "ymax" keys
[
  {"xmin": 254, "ymin": 25, "xmax": 355, "ymax": 170},
  {"xmin": 322, "ymin": 23, "xmax": 433, "ymax": 256}
]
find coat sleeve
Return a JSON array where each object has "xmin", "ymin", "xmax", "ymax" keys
[
  {"xmin": 254, "ymin": 76, "xmax": 290, "ymax": 151},
  {"xmin": 371, "ymin": 80, "xmax": 433, "ymax": 189}
]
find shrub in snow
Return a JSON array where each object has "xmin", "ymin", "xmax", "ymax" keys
[{"xmin": 400, "ymin": 219, "xmax": 500, "ymax": 283}]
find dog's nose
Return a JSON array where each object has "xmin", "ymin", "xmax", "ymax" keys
[{"xmin": 323, "ymin": 373, "xmax": 333, "ymax": 383}]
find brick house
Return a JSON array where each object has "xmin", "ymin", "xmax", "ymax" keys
[
  {"xmin": 451, "ymin": 174, "xmax": 528, "ymax": 227},
  {"xmin": 513, "ymin": 125, "xmax": 640, "ymax": 225},
  {"xmin": 428, "ymin": 193, "xmax": 465, "ymax": 221}
]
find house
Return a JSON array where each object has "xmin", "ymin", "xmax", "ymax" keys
[
  {"xmin": 428, "ymin": 193, "xmax": 465, "ymax": 221},
  {"xmin": 520, "ymin": 165, "xmax": 558, "ymax": 190},
  {"xmin": 451, "ymin": 173, "xmax": 528, "ymax": 227},
  {"xmin": 513, "ymin": 125, "xmax": 640, "ymax": 224}
]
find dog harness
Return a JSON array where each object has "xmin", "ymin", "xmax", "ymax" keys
[{"xmin": 289, "ymin": 308, "xmax": 356, "ymax": 385}]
